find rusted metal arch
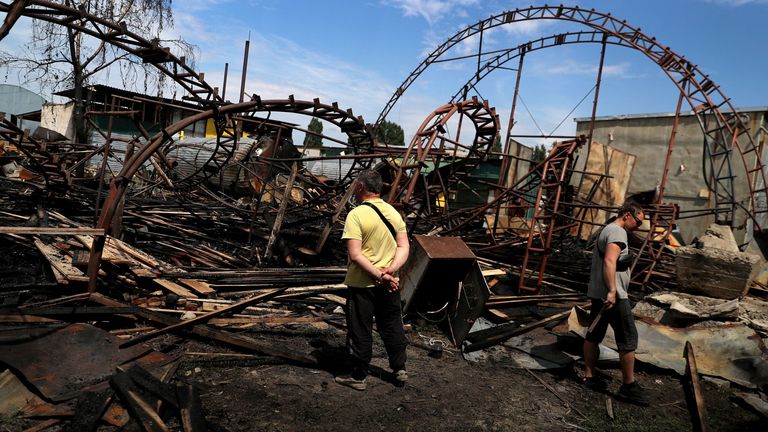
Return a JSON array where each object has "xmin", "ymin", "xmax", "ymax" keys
[
  {"xmin": 449, "ymin": 31, "xmax": 631, "ymax": 103},
  {"xmin": 387, "ymin": 97, "xmax": 499, "ymax": 219},
  {"xmin": 0, "ymin": 0, "xmax": 242, "ymax": 185},
  {"xmin": 376, "ymin": 5, "xmax": 768, "ymax": 230},
  {"xmin": 104, "ymin": 96, "xmax": 372, "ymax": 199},
  {"xmin": 235, "ymin": 95, "xmax": 374, "ymax": 185},
  {"xmin": 85, "ymin": 97, "xmax": 374, "ymax": 292},
  {"xmin": 0, "ymin": 1, "xmax": 222, "ymax": 105}
]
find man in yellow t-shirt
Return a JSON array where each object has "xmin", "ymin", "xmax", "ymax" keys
[{"xmin": 334, "ymin": 170, "xmax": 410, "ymax": 391}]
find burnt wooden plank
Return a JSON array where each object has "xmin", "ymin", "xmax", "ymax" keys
[
  {"xmin": 120, "ymin": 288, "xmax": 286, "ymax": 348},
  {"xmin": 90, "ymin": 293, "xmax": 317, "ymax": 365},
  {"xmin": 176, "ymin": 384, "xmax": 207, "ymax": 432},
  {"xmin": 34, "ymin": 239, "xmax": 89, "ymax": 282},
  {"xmin": 463, "ymin": 305, "xmax": 588, "ymax": 352},
  {"xmin": 110, "ymin": 372, "xmax": 169, "ymax": 432},
  {"xmin": 0, "ymin": 226, "xmax": 104, "ymax": 235},
  {"xmin": 177, "ymin": 278, "xmax": 215, "ymax": 296},
  {"xmin": 14, "ymin": 307, "xmax": 135, "ymax": 316},
  {"xmin": 154, "ymin": 279, "xmax": 199, "ymax": 299},
  {"xmin": 65, "ymin": 389, "xmax": 113, "ymax": 432},
  {"xmin": 684, "ymin": 341, "xmax": 708, "ymax": 432},
  {"xmin": 123, "ymin": 365, "xmax": 178, "ymax": 410}
]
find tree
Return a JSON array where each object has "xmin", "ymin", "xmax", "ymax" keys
[
  {"xmin": 303, "ymin": 118, "xmax": 323, "ymax": 148},
  {"xmin": 532, "ymin": 144, "xmax": 548, "ymax": 163},
  {"xmin": 0, "ymin": 1, "xmax": 195, "ymax": 146},
  {"xmin": 375, "ymin": 120, "xmax": 405, "ymax": 146},
  {"xmin": 491, "ymin": 135, "xmax": 502, "ymax": 159}
]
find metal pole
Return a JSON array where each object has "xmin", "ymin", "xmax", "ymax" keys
[
  {"xmin": 222, "ymin": 62, "xmax": 229, "ymax": 101},
  {"xmin": 93, "ymin": 96, "xmax": 116, "ymax": 224},
  {"xmin": 574, "ymin": 35, "xmax": 608, "ymax": 240},
  {"xmin": 476, "ymin": 26, "xmax": 484, "ymax": 75},
  {"xmin": 239, "ymin": 40, "xmax": 250, "ymax": 104},
  {"xmin": 657, "ymin": 90, "xmax": 685, "ymax": 203},
  {"xmin": 585, "ymin": 34, "xmax": 608, "ymax": 159},
  {"xmin": 494, "ymin": 53, "xmax": 525, "ymax": 236},
  {"xmin": 236, "ymin": 39, "xmax": 250, "ymax": 143}
]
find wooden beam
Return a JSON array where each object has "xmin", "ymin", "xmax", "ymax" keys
[
  {"xmin": 314, "ymin": 179, "xmax": 357, "ymax": 253},
  {"xmin": 684, "ymin": 341, "xmax": 708, "ymax": 432},
  {"xmin": 34, "ymin": 239, "xmax": 89, "ymax": 282},
  {"xmin": 154, "ymin": 279, "xmax": 198, "ymax": 299},
  {"xmin": 110, "ymin": 372, "xmax": 169, "ymax": 432},
  {"xmin": 207, "ymin": 316, "xmax": 325, "ymax": 326},
  {"xmin": 264, "ymin": 161, "xmax": 297, "ymax": 260},
  {"xmin": 176, "ymin": 385, "xmax": 207, "ymax": 432},
  {"xmin": 0, "ymin": 226, "xmax": 104, "ymax": 235},
  {"xmin": 177, "ymin": 278, "xmax": 216, "ymax": 296},
  {"xmin": 122, "ymin": 365, "xmax": 178, "ymax": 410},
  {"xmin": 463, "ymin": 304, "xmax": 589, "ymax": 352},
  {"xmin": 90, "ymin": 293, "xmax": 317, "ymax": 365},
  {"xmin": 119, "ymin": 288, "xmax": 286, "ymax": 348}
]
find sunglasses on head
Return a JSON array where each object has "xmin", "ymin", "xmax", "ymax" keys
[{"xmin": 630, "ymin": 212, "xmax": 643, "ymax": 225}]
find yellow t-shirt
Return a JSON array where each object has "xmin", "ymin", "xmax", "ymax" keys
[{"xmin": 342, "ymin": 198, "xmax": 407, "ymax": 287}]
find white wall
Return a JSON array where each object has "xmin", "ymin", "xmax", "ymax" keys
[{"xmin": 40, "ymin": 102, "xmax": 76, "ymax": 140}]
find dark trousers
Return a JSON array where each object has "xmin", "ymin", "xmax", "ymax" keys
[{"xmin": 345, "ymin": 286, "xmax": 407, "ymax": 380}]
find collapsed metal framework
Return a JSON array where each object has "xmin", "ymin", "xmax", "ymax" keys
[
  {"xmin": 377, "ymin": 5, "xmax": 768, "ymax": 232},
  {"xmin": 1, "ymin": 3, "xmax": 765, "ymax": 295},
  {"xmin": 517, "ymin": 138, "xmax": 584, "ymax": 293},
  {"xmin": 386, "ymin": 97, "xmax": 499, "ymax": 227},
  {"xmin": 0, "ymin": 113, "xmax": 69, "ymax": 190}
]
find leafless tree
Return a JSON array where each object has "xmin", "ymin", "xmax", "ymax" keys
[{"xmin": 0, "ymin": 0, "xmax": 197, "ymax": 145}]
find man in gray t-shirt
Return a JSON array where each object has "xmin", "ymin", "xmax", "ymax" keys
[
  {"xmin": 588, "ymin": 222, "xmax": 631, "ymax": 300},
  {"xmin": 582, "ymin": 202, "xmax": 650, "ymax": 405}
]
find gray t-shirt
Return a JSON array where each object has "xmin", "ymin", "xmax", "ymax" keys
[{"xmin": 587, "ymin": 222, "xmax": 630, "ymax": 300}]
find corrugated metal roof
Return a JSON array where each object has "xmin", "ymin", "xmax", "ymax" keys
[{"xmin": 305, "ymin": 159, "xmax": 355, "ymax": 182}]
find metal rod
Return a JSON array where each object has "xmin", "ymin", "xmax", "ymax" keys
[{"xmin": 222, "ymin": 62, "xmax": 229, "ymax": 101}]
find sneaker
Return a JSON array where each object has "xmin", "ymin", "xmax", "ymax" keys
[
  {"xmin": 581, "ymin": 376, "xmax": 608, "ymax": 392},
  {"xmin": 617, "ymin": 381, "xmax": 650, "ymax": 405},
  {"xmin": 395, "ymin": 370, "xmax": 408, "ymax": 383},
  {"xmin": 334, "ymin": 375, "xmax": 366, "ymax": 391}
]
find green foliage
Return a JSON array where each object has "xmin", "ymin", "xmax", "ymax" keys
[
  {"xmin": 375, "ymin": 120, "xmax": 405, "ymax": 146},
  {"xmin": 303, "ymin": 118, "xmax": 324, "ymax": 148},
  {"xmin": 491, "ymin": 135, "xmax": 502, "ymax": 158},
  {"xmin": 532, "ymin": 144, "xmax": 548, "ymax": 162}
]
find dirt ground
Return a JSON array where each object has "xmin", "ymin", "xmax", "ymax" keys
[
  {"xmin": 163, "ymin": 323, "xmax": 766, "ymax": 432},
  {"xmin": 1, "ymin": 317, "xmax": 766, "ymax": 431}
]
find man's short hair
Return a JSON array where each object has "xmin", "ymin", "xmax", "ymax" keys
[
  {"xmin": 357, "ymin": 170, "xmax": 383, "ymax": 194},
  {"xmin": 618, "ymin": 202, "xmax": 643, "ymax": 218}
]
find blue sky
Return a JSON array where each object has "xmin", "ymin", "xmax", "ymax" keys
[{"xmin": 4, "ymin": 0, "xmax": 768, "ymax": 147}]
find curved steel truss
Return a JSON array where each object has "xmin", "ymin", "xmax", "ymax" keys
[
  {"xmin": 385, "ymin": 97, "xmax": 499, "ymax": 231},
  {"xmin": 377, "ymin": 5, "xmax": 768, "ymax": 230},
  {"xmin": 0, "ymin": 0, "xmax": 222, "ymax": 105}
]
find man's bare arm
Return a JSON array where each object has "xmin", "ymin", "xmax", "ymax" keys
[
  {"xmin": 385, "ymin": 232, "xmax": 409, "ymax": 274},
  {"xmin": 602, "ymin": 242, "xmax": 621, "ymax": 309},
  {"xmin": 347, "ymin": 239, "xmax": 384, "ymax": 280}
]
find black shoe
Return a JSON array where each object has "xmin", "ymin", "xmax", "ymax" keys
[
  {"xmin": 617, "ymin": 381, "xmax": 650, "ymax": 405},
  {"xmin": 582, "ymin": 376, "xmax": 608, "ymax": 392}
]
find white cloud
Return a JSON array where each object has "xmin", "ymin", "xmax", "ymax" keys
[
  {"xmin": 531, "ymin": 59, "xmax": 633, "ymax": 78},
  {"xmin": 501, "ymin": 19, "xmax": 552, "ymax": 37},
  {"xmin": 383, "ymin": 0, "xmax": 481, "ymax": 25},
  {"xmin": 702, "ymin": 0, "xmax": 768, "ymax": 5}
]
